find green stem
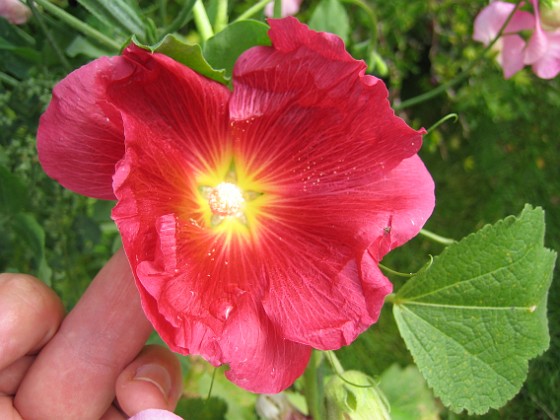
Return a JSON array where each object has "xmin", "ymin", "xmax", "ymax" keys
[
  {"xmin": 395, "ymin": 0, "xmax": 523, "ymax": 111},
  {"xmin": 419, "ymin": 228, "xmax": 456, "ymax": 245},
  {"xmin": 0, "ymin": 71, "xmax": 19, "ymax": 87},
  {"xmin": 234, "ymin": 0, "xmax": 269, "ymax": 22},
  {"xmin": 193, "ymin": 0, "xmax": 214, "ymax": 41},
  {"xmin": 214, "ymin": 0, "xmax": 228, "ymax": 32},
  {"xmin": 158, "ymin": 0, "xmax": 168, "ymax": 24},
  {"xmin": 28, "ymin": 0, "xmax": 72, "ymax": 72},
  {"xmin": 378, "ymin": 263, "xmax": 414, "ymax": 278},
  {"xmin": 303, "ymin": 351, "xmax": 325, "ymax": 420},
  {"xmin": 273, "ymin": 0, "xmax": 282, "ymax": 18},
  {"xmin": 341, "ymin": 0, "xmax": 378, "ymax": 50},
  {"xmin": 161, "ymin": 0, "xmax": 195, "ymax": 36},
  {"xmin": 30, "ymin": 0, "xmax": 120, "ymax": 51},
  {"xmin": 426, "ymin": 113, "xmax": 458, "ymax": 133}
]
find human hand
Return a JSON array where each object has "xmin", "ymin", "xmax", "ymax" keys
[{"xmin": 0, "ymin": 249, "xmax": 183, "ymax": 419}]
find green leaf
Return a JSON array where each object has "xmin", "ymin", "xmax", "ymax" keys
[
  {"xmin": 393, "ymin": 205, "xmax": 556, "ymax": 415},
  {"xmin": 0, "ymin": 165, "xmax": 27, "ymax": 215},
  {"xmin": 309, "ymin": 0, "xmax": 350, "ymax": 43},
  {"xmin": 203, "ymin": 20, "xmax": 271, "ymax": 79},
  {"xmin": 12, "ymin": 213, "xmax": 52, "ymax": 285},
  {"xmin": 175, "ymin": 396, "xmax": 227, "ymax": 420},
  {"xmin": 141, "ymin": 34, "xmax": 227, "ymax": 85},
  {"xmin": 378, "ymin": 364, "xmax": 440, "ymax": 420},
  {"xmin": 77, "ymin": 0, "xmax": 146, "ymax": 39}
]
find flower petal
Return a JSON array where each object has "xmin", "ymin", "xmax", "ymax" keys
[
  {"xmin": 221, "ymin": 294, "xmax": 311, "ymax": 393},
  {"xmin": 473, "ymin": 2, "xmax": 534, "ymax": 45},
  {"xmin": 37, "ymin": 56, "xmax": 133, "ymax": 200},
  {"xmin": 525, "ymin": 0, "xmax": 549, "ymax": 64},
  {"xmin": 226, "ymin": 18, "xmax": 434, "ymax": 349},
  {"xmin": 531, "ymin": 31, "xmax": 560, "ymax": 79},
  {"xmin": 500, "ymin": 35, "xmax": 528, "ymax": 78}
]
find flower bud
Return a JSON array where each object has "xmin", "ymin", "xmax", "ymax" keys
[
  {"xmin": 0, "ymin": 0, "xmax": 31, "ymax": 25},
  {"xmin": 325, "ymin": 371, "xmax": 390, "ymax": 420},
  {"xmin": 541, "ymin": 0, "xmax": 560, "ymax": 29}
]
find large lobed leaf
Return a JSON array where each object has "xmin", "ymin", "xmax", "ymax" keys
[{"xmin": 393, "ymin": 205, "xmax": 556, "ymax": 414}]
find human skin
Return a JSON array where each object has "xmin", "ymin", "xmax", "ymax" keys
[{"xmin": 0, "ymin": 249, "xmax": 183, "ymax": 419}]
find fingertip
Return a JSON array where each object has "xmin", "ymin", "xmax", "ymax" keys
[
  {"xmin": 0, "ymin": 273, "xmax": 64, "ymax": 370},
  {"xmin": 115, "ymin": 345, "xmax": 183, "ymax": 417}
]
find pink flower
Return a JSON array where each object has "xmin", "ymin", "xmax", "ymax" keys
[
  {"xmin": 525, "ymin": 0, "xmax": 560, "ymax": 79},
  {"xmin": 473, "ymin": 1, "xmax": 535, "ymax": 78},
  {"xmin": 264, "ymin": 0, "xmax": 302, "ymax": 17},
  {"xmin": 473, "ymin": 0, "xmax": 560, "ymax": 79},
  {"xmin": 37, "ymin": 18, "xmax": 434, "ymax": 393},
  {"xmin": 0, "ymin": 0, "xmax": 31, "ymax": 25}
]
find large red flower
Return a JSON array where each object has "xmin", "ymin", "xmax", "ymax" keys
[{"xmin": 37, "ymin": 18, "xmax": 435, "ymax": 393}]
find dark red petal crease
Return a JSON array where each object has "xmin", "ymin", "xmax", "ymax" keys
[{"xmin": 37, "ymin": 56, "xmax": 133, "ymax": 200}]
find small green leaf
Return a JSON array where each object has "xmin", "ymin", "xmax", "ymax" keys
[
  {"xmin": 0, "ymin": 165, "xmax": 27, "ymax": 215},
  {"xmin": 378, "ymin": 364, "xmax": 440, "ymax": 420},
  {"xmin": 141, "ymin": 34, "xmax": 227, "ymax": 85},
  {"xmin": 393, "ymin": 205, "xmax": 556, "ymax": 415},
  {"xmin": 203, "ymin": 20, "xmax": 271, "ymax": 79},
  {"xmin": 309, "ymin": 0, "xmax": 350, "ymax": 43},
  {"xmin": 77, "ymin": 0, "xmax": 146, "ymax": 39}
]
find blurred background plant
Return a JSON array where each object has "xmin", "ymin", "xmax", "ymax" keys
[{"xmin": 1, "ymin": 0, "xmax": 558, "ymax": 419}]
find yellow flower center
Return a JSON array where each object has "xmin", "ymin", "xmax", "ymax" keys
[{"xmin": 207, "ymin": 182, "xmax": 245, "ymax": 217}]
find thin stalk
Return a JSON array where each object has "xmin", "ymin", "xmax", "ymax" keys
[
  {"xmin": 426, "ymin": 113, "xmax": 458, "ymax": 133},
  {"xmin": 395, "ymin": 0, "xmax": 524, "ymax": 111},
  {"xmin": 273, "ymin": 0, "xmax": 282, "ymax": 18},
  {"xmin": 27, "ymin": 0, "xmax": 72, "ymax": 72},
  {"xmin": 30, "ymin": 0, "xmax": 120, "ymax": 51},
  {"xmin": 193, "ymin": 0, "xmax": 214, "ymax": 41},
  {"xmin": 158, "ymin": 0, "xmax": 168, "ymax": 24},
  {"xmin": 303, "ymin": 351, "xmax": 325, "ymax": 420},
  {"xmin": 214, "ymin": 0, "xmax": 228, "ymax": 33},
  {"xmin": 0, "ymin": 71, "xmax": 19, "ymax": 87},
  {"xmin": 419, "ymin": 228, "xmax": 456, "ymax": 246},
  {"xmin": 234, "ymin": 0, "xmax": 269, "ymax": 22},
  {"xmin": 161, "ymin": 0, "xmax": 195, "ymax": 36},
  {"xmin": 378, "ymin": 263, "xmax": 414, "ymax": 278}
]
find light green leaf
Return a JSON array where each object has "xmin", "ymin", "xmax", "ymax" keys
[
  {"xmin": 141, "ymin": 34, "xmax": 227, "ymax": 85},
  {"xmin": 203, "ymin": 19, "xmax": 271, "ymax": 80},
  {"xmin": 309, "ymin": 0, "xmax": 350, "ymax": 43},
  {"xmin": 393, "ymin": 205, "xmax": 556, "ymax": 415},
  {"xmin": 378, "ymin": 364, "xmax": 439, "ymax": 420},
  {"xmin": 77, "ymin": 0, "xmax": 146, "ymax": 39}
]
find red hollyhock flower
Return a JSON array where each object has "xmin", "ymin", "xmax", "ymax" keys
[{"xmin": 37, "ymin": 18, "xmax": 435, "ymax": 393}]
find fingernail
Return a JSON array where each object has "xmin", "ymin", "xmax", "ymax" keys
[{"xmin": 134, "ymin": 363, "xmax": 172, "ymax": 401}]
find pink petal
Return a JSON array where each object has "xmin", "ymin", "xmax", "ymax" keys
[
  {"xmin": 525, "ymin": 0, "xmax": 549, "ymax": 64},
  {"xmin": 500, "ymin": 35, "xmax": 528, "ymax": 78},
  {"xmin": 473, "ymin": 1, "xmax": 519, "ymax": 45},
  {"xmin": 0, "ymin": 0, "xmax": 31, "ymax": 25},
  {"xmin": 531, "ymin": 31, "xmax": 560, "ymax": 79},
  {"xmin": 37, "ymin": 56, "xmax": 132, "ymax": 200},
  {"xmin": 264, "ymin": 0, "xmax": 302, "ymax": 17}
]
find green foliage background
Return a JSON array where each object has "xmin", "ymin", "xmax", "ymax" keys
[{"xmin": 1, "ymin": 0, "xmax": 558, "ymax": 418}]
